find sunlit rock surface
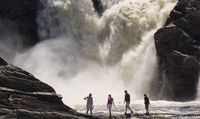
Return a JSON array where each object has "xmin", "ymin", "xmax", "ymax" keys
[{"xmin": 154, "ymin": 0, "xmax": 200, "ymax": 101}]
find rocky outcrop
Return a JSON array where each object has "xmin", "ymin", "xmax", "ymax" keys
[
  {"xmin": 0, "ymin": 0, "xmax": 42, "ymax": 48},
  {"xmin": 91, "ymin": 0, "xmax": 104, "ymax": 16},
  {"xmin": 154, "ymin": 0, "xmax": 200, "ymax": 101},
  {"xmin": 0, "ymin": 57, "xmax": 89, "ymax": 119},
  {"xmin": 0, "ymin": 0, "xmax": 46, "ymax": 62},
  {"xmin": 0, "ymin": 57, "xmax": 7, "ymax": 66}
]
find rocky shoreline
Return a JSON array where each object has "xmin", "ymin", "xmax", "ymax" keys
[{"xmin": 0, "ymin": 57, "xmax": 90, "ymax": 119}]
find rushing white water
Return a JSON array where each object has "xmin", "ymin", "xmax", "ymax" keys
[
  {"xmin": 14, "ymin": 0, "xmax": 177, "ymax": 106},
  {"xmin": 75, "ymin": 100, "xmax": 200, "ymax": 118},
  {"xmin": 198, "ymin": 77, "xmax": 200, "ymax": 100}
]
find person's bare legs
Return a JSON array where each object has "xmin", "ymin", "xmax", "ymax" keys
[
  {"xmin": 109, "ymin": 108, "xmax": 112, "ymax": 117},
  {"xmin": 86, "ymin": 108, "xmax": 89, "ymax": 115},
  {"xmin": 90, "ymin": 109, "xmax": 92, "ymax": 116}
]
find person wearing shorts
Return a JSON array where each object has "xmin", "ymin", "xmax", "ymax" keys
[
  {"xmin": 107, "ymin": 94, "xmax": 115, "ymax": 117},
  {"xmin": 84, "ymin": 93, "xmax": 93, "ymax": 116}
]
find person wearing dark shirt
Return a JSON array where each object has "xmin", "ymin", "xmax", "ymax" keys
[
  {"xmin": 144, "ymin": 94, "xmax": 150, "ymax": 115},
  {"xmin": 124, "ymin": 90, "xmax": 133, "ymax": 114}
]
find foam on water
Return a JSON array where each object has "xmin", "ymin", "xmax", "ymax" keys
[{"xmin": 75, "ymin": 100, "xmax": 200, "ymax": 118}]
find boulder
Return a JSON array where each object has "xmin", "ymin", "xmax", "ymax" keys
[{"xmin": 154, "ymin": 0, "xmax": 200, "ymax": 101}]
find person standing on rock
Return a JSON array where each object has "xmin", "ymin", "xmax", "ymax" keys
[
  {"xmin": 107, "ymin": 94, "xmax": 115, "ymax": 118},
  {"xmin": 84, "ymin": 93, "xmax": 93, "ymax": 116},
  {"xmin": 144, "ymin": 94, "xmax": 150, "ymax": 115},
  {"xmin": 124, "ymin": 90, "xmax": 133, "ymax": 114}
]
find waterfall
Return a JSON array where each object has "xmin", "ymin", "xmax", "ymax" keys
[
  {"xmin": 198, "ymin": 77, "xmax": 200, "ymax": 99},
  {"xmin": 14, "ymin": 0, "xmax": 177, "ymax": 105}
]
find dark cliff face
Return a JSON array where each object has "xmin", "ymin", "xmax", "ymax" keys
[
  {"xmin": 0, "ymin": 0, "xmax": 42, "ymax": 48},
  {"xmin": 154, "ymin": 0, "xmax": 200, "ymax": 101},
  {"xmin": 91, "ymin": 0, "xmax": 104, "ymax": 16},
  {"xmin": 0, "ymin": 0, "xmax": 44, "ymax": 62},
  {"xmin": 0, "ymin": 57, "xmax": 88, "ymax": 119}
]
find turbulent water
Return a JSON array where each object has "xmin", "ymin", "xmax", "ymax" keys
[
  {"xmin": 75, "ymin": 101, "xmax": 200, "ymax": 118},
  {"xmin": 13, "ymin": 0, "xmax": 179, "ymax": 106}
]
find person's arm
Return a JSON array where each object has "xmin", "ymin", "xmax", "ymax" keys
[
  {"xmin": 84, "ymin": 97, "xmax": 88, "ymax": 100},
  {"xmin": 113, "ymin": 99, "xmax": 115, "ymax": 107},
  {"xmin": 148, "ymin": 98, "xmax": 150, "ymax": 105}
]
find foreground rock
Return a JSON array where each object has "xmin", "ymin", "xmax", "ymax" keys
[
  {"xmin": 0, "ymin": 57, "xmax": 90, "ymax": 119},
  {"xmin": 154, "ymin": 0, "xmax": 200, "ymax": 101}
]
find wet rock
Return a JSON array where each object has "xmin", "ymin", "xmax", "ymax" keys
[
  {"xmin": 154, "ymin": 0, "xmax": 200, "ymax": 101},
  {"xmin": 0, "ymin": 57, "xmax": 7, "ymax": 66},
  {"xmin": 91, "ymin": 0, "xmax": 104, "ymax": 16},
  {"xmin": 0, "ymin": 0, "xmax": 44, "ymax": 48}
]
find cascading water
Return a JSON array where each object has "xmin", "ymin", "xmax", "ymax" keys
[
  {"xmin": 198, "ymin": 77, "xmax": 200, "ymax": 99},
  {"xmin": 14, "ymin": 0, "xmax": 177, "ymax": 106}
]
